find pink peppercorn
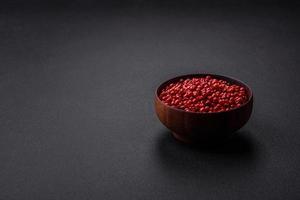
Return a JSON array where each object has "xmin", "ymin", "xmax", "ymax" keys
[{"xmin": 159, "ymin": 76, "xmax": 248, "ymax": 113}]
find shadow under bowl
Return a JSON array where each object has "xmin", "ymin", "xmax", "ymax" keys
[{"xmin": 155, "ymin": 74, "xmax": 253, "ymax": 144}]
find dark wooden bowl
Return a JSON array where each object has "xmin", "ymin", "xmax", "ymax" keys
[{"xmin": 155, "ymin": 74, "xmax": 253, "ymax": 144}]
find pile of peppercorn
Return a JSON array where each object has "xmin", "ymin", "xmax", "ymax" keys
[{"xmin": 159, "ymin": 76, "xmax": 248, "ymax": 112}]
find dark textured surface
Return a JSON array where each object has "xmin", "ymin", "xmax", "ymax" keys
[{"xmin": 0, "ymin": 1, "xmax": 300, "ymax": 200}]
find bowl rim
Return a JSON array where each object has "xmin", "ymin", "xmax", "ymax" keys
[{"xmin": 155, "ymin": 73, "xmax": 253, "ymax": 114}]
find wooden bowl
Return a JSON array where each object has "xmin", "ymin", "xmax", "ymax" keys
[{"xmin": 155, "ymin": 74, "xmax": 253, "ymax": 144}]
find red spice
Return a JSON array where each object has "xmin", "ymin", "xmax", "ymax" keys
[{"xmin": 159, "ymin": 76, "xmax": 248, "ymax": 113}]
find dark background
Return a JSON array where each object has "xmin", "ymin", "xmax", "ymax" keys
[{"xmin": 0, "ymin": 0, "xmax": 299, "ymax": 199}]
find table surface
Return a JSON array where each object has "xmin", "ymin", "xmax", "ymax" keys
[{"xmin": 0, "ymin": 1, "xmax": 300, "ymax": 200}]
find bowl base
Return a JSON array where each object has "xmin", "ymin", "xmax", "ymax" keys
[
  {"xmin": 171, "ymin": 131, "xmax": 235, "ymax": 145},
  {"xmin": 171, "ymin": 131, "xmax": 192, "ymax": 143}
]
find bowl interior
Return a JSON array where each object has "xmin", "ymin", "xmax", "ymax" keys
[{"xmin": 156, "ymin": 74, "xmax": 253, "ymax": 113}]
